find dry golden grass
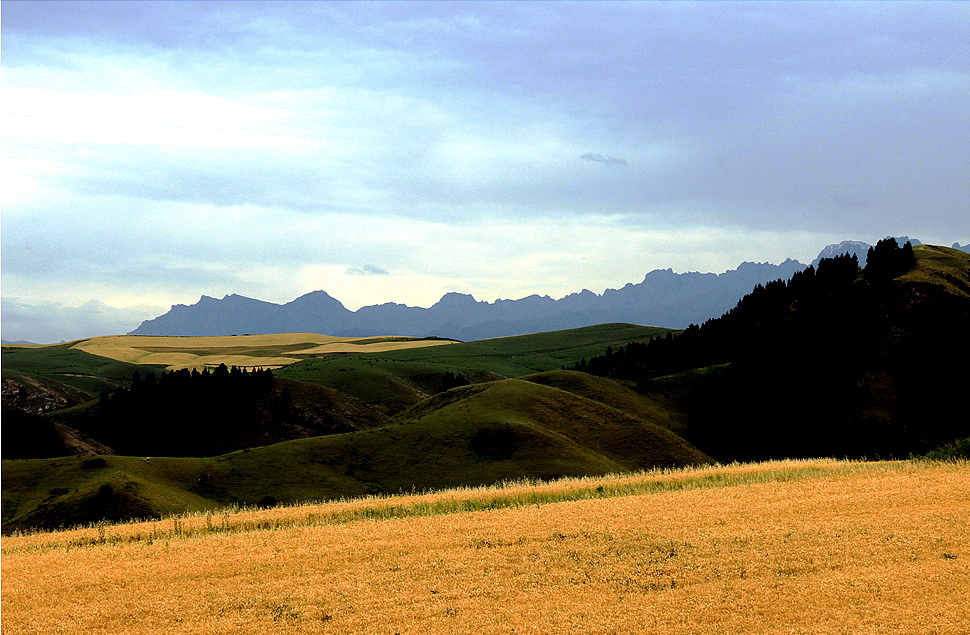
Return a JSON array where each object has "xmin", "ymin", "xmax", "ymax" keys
[
  {"xmin": 3, "ymin": 460, "xmax": 968, "ymax": 634},
  {"xmin": 0, "ymin": 460, "xmax": 836, "ymax": 552},
  {"xmin": 69, "ymin": 333, "xmax": 456, "ymax": 370}
]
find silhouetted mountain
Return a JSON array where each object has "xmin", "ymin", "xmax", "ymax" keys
[
  {"xmin": 811, "ymin": 241, "xmax": 870, "ymax": 267},
  {"xmin": 128, "ymin": 238, "xmax": 945, "ymax": 340},
  {"xmin": 131, "ymin": 291, "xmax": 354, "ymax": 336},
  {"xmin": 131, "ymin": 260, "xmax": 808, "ymax": 339}
]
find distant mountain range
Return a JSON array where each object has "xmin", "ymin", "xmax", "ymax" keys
[{"xmin": 130, "ymin": 238, "xmax": 966, "ymax": 340}]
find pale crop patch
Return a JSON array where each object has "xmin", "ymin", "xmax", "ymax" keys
[
  {"xmin": 68, "ymin": 333, "xmax": 456, "ymax": 370},
  {"xmin": 289, "ymin": 340, "xmax": 455, "ymax": 355}
]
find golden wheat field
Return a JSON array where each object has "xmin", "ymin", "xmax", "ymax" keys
[
  {"xmin": 68, "ymin": 333, "xmax": 456, "ymax": 370},
  {"xmin": 2, "ymin": 460, "xmax": 968, "ymax": 634}
]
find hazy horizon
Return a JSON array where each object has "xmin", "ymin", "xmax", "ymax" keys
[
  {"xmin": 3, "ymin": 1, "xmax": 968, "ymax": 343},
  {"xmin": 0, "ymin": 246, "xmax": 827, "ymax": 344},
  {"xmin": 6, "ymin": 236, "xmax": 965, "ymax": 345}
]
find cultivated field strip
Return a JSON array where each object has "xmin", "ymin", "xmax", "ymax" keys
[
  {"xmin": 2, "ymin": 459, "xmax": 967, "ymax": 634},
  {"xmin": 68, "ymin": 333, "xmax": 457, "ymax": 370},
  {"xmin": 0, "ymin": 459, "xmax": 927, "ymax": 553}
]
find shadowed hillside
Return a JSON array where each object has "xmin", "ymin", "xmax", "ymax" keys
[
  {"xmin": 43, "ymin": 369, "xmax": 387, "ymax": 458},
  {"xmin": 2, "ymin": 344, "xmax": 161, "ymax": 412},
  {"xmin": 522, "ymin": 369, "xmax": 689, "ymax": 435},
  {"xmin": 5, "ymin": 244, "xmax": 965, "ymax": 531},
  {"xmin": 276, "ymin": 323, "xmax": 674, "ymax": 415},
  {"xmin": 575, "ymin": 241, "xmax": 970, "ymax": 461},
  {"xmin": 2, "ymin": 370, "xmax": 710, "ymax": 532}
]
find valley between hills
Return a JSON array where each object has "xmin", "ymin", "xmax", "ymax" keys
[
  {"xmin": 2, "ymin": 239, "xmax": 967, "ymax": 533},
  {"xmin": 2, "ymin": 240, "xmax": 969, "ymax": 633}
]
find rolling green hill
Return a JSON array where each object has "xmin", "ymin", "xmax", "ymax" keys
[
  {"xmin": 2, "ymin": 369, "xmax": 710, "ymax": 532},
  {"xmin": 277, "ymin": 357, "xmax": 503, "ymax": 416},
  {"xmin": 522, "ymin": 369, "xmax": 689, "ymax": 436},
  {"xmin": 3, "ymin": 323, "xmax": 671, "ymax": 421},
  {"xmin": 390, "ymin": 377, "xmax": 708, "ymax": 473},
  {"xmin": 900, "ymin": 243, "xmax": 970, "ymax": 295},
  {"xmin": 1, "ymin": 455, "xmax": 218, "ymax": 531},
  {"xmin": 276, "ymin": 323, "xmax": 675, "ymax": 415},
  {"xmin": 1, "ymin": 344, "xmax": 161, "ymax": 412},
  {"xmin": 9, "ymin": 244, "xmax": 965, "ymax": 532},
  {"xmin": 376, "ymin": 322, "xmax": 676, "ymax": 375}
]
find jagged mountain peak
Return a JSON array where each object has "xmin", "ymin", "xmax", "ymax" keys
[
  {"xmin": 811, "ymin": 236, "xmax": 924, "ymax": 268},
  {"xmin": 432, "ymin": 292, "xmax": 482, "ymax": 308},
  {"xmin": 812, "ymin": 241, "xmax": 871, "ymax": 267},
  {"xmin": 131, "ymin": 242, "xmax": 960, "ymax": 339},
  {"xmin": 286, "ymin": 290, "xmax": 348, "ymax": 309},
  {"xmin": 292, "ymin": 289, "xmax": 335, "ymax": 299}
]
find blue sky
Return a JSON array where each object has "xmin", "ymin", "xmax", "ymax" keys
[{"xmin": 2, "ymin": 1, "xmax": 968, "ymax": 342}]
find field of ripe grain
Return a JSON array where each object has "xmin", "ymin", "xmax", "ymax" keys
[
  {"xmin": 69, "ymin": 333, "xmax": 456, "ymax": 370},
  {"xmin": 3, "ymin": 460, "xmax": 968, "ymax": 634}
]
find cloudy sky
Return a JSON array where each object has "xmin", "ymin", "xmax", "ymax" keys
[{"xmin": 2, "ymin": 1, "xmax": 968, "ymax": 342}]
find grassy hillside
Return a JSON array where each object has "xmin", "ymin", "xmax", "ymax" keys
[
  {"xmin": 1, "ymin": 455, "xmax": 219, "ymax": 531},
  {"xmin": 903, "ymin": 243, "xmax": 970, "ymax": 296},
  {"xmin": 4, "ymin": 323, "xmax": 669, "ymax": 421},
  {"xmin": 522, "ymin": 369, "xmax": 689, "ymax": 435},
  {"xmin": 392, "ymin": 378, "xmax": 707, "ymax": 472},
  {"xmin": 277, "ymin": 323, "xmax": 675, "ymax": 415},
  {"xmin": 1, "ymin": 343, "xmax": 160, "ymax": 404},
  {"xmin": 3, "ymin": 460, "xmax": 967, "ymax": 634},
  {"xmin": 1, "ymin": 370, "xmax": 709, "ymax": 532},
  {"xmin": 278, "ymin": 357, "xmax": 503, "ymax": 416},
  {"xmin": 380, "ymin": 322, "xmax": 676, "ymax": 375}
]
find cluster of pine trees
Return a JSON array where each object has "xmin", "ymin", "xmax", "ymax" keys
[
  {"xmin": 1, "ymin": 407, "xmax": 64, "ymax": 459},
  {"xmin": 571, "ymin": 238, "xmax": 915, "ymax": 379},
  {"xmin": 864, "ymin": 237, "xmax": 917, "ymax": 281},
  {"xmin": 572, "ymin": 238, "xmax": 967, "ymax": 461},
  {"xmin": 90, "ymin": 365, "xmax": 280, "ymax": 456},
  {"xmin": 100, "ymin": 364, "xmax": 275, "ymax": 411},
  {"xmin": 440, "ymin": 371, "xmax": 471, "ymax": 391}
]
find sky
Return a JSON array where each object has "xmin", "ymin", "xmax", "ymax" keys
[{"xmin": 2, "ymin": 1, "xmax": 968, "ymax": 343}]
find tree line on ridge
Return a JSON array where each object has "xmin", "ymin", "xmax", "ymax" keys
[{"xmin": 571, "ymin": 239, "xmax": 967, "ymax": 461}]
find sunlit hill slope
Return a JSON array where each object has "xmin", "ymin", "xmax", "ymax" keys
[{"xmin": 3, "ymin": 459, "xmax": 967, "ymax": 634}]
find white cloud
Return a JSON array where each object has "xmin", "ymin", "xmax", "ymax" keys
[
  {"xmin": 2, "ymin": 2, "xmax": 968, "ymax": 342},
  {"xmin": 1, "ymin": 298, "xmax": 164, "ymax": 344},
  {"xmin": 580, "ymin": 153, "xmax": 627, "ymax": 167},
  {"xmin": 346, "ymin": 265, "xmax": 390, "ymax": 276}
]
